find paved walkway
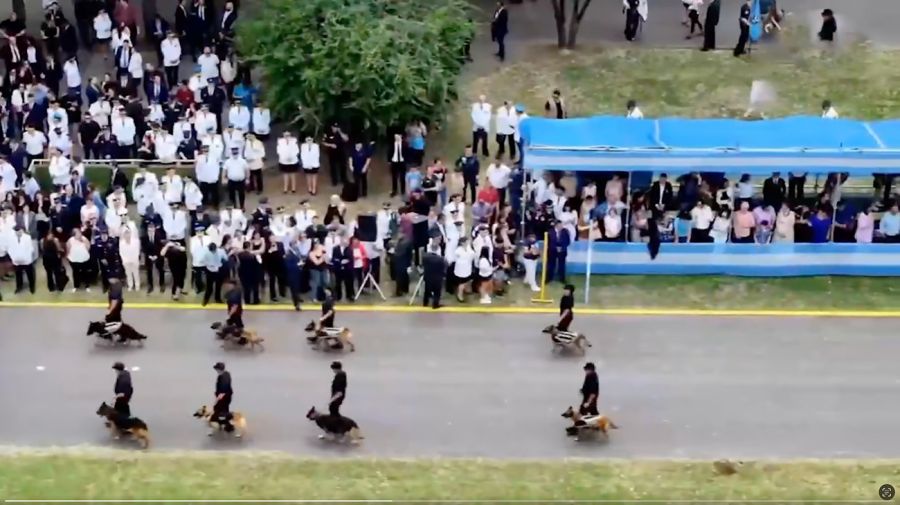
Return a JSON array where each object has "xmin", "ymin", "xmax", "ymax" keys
[{"xmin": 2, "ymin": 307, "xmax": 899, "ymax": 458}]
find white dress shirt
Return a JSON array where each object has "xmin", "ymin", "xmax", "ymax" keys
[
  {"xmin": 162, "ymin": 174, "xmax": 184, "ymax": 203},
  {"xmin": 48, "ymin": 155, "xmax": 71, "ymax": 186},
  {"xmin": 252, "ymin": 108, "xmax": 271, "ymax": 135},
  {"xmin": 495, "ymin": 105, "xmax": 515, "ymax": 135},
  {"xmin": 22, "ymin": 130, "xmax": 47, "ymax": 156},
  {"xmin": 486, "ymin": 162, "xmax": 511, "ymax": 189},
  {"xmin": 155, "ymin": 133, "xmax": 178, "ymax": 161},
  {"xmin": 244, "ymin": 139, "xmax": 265, "ymax": 171},
  {"xmin": 184, "ymin": 181, "xmax": 203, "ymax": 210},
  {"xmin": 63, "ymin": 60, "xmax": 81, "ymax": 88},
  {"xmin": 197, "ymin": 53, "xmax": 220, "ymax": 82},
  {"xmin": 300, "ymin": 142, "xmax": 320, "ymax": 169},
  {"xmin": 112, "ymin": 116, "xmax": 136, "ymax": 146},
  {"xmin": 223, "ymin": 156, "xmax": 249, "ymax": 181},
  {"xmin": 161, "ymin": 38, "xmax": 182, "ymax": 67},
  {"xmin": 163, "ymin": 208, "xmax": 188, "ymax": 240},
  {"xmin": 471, "ymin": 102, "xmax": 492, "ymax": 132},
  {"xmin": 8, "ymin": 233, "xmax": 35, "ymax": 265},
  {"xmin": 277, "ymin": 138, "xmax": 300, "ymax": 165},
  {"xmin": 228, "ymin": 106, "xmax": 250, "ymax": 132},
  {"xmin": 89, "ymin": 100, "xmax": 112, "ymax": 128},
  {"xmin": 195, "ymin": 154, "xmax": 221, "ymax": 184}
]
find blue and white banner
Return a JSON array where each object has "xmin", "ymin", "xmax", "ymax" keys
[
  {"xmin": 749, "ymin": 0, "xmax": 763, "ymax": 42},
  {"xmin": 559, "ymin": 242, "xmax": 900, "ymax": 277}
]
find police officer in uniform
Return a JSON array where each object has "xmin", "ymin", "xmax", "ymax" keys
[
  {"xmin": 319, "ymin": 286, "xmax": 336, "ymax": 329},
  {"xmin": 329, "ymin": 361, "xmax": 347, "ymax": 417},
  {"xmin": 112, "ymin": 361, "xmax": 133, "ymax": 417},
  {"xmin": 557, "ymin": 283, "xmax": 574, "ymax": 332},
  {"xmin": 212, "ymin": 362, "xmax": 234, "ymax": 433},
  {"xmin": 422, "ymin": 244, "xmax": 447, "ymax": 309},
  {"xmin": 580, "ymin": 362, "xmax": 599, "ymax": 416},
  {"xmin": 106, "ymin": 278, "xmax": 126, "ymax": 341},
  {"xmin": 223, "ymin": 278, "xmax": 244, "ymax": 341}
]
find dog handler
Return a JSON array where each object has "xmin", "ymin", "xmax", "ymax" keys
[
  {"xmin": 329, "ymin": 361, "xmax": 347, "ymax": 416},
  {"xmin": 557, "ymin": 283, "xmax": 575, "ymax": 332},
  {"xmin": 580, "ymin": 362, "xmax": 599, "ymax": 417},
  {"xmin": 105, "ymin": 278, "xmax": 125, "ymax": 341},
  {"xmin": 318, "ymin": 286, "xmax": 336, "ymax": 329},
  {"xmin": 224, "ymin": 279, "xmax": 244, "ymax": 337},
  {"xmin": 112, "ymin": 361, "xmax": 133, "ymax": 417},
  {"xmin": 212, "ymin": 362, "xmax": 234, "ymax": 433}
]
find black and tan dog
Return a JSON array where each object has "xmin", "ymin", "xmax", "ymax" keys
[
  {"xmin": 96, "ymin": 402, "xmax": 150, "ymax": 449},
  {"xmin": 193, "ymin": 405, "xmax": 248, "ymax": 438},
  {"xmin": 210, "ymin": 322, "xmax": 265, "ymax": 351},
  {"xmin": 303, "ymin": 321, "xmax": 355, "ymax": 352},
  {"xmin": 542, "ymin": 325, "xmax": 591, "ymax": 355},
  {"xmin": 306, "ymin": 406, "xmax": 363, "ymax": 444},
  {"xmin": 561, "ymin": 405, "xmax": 618, "ymax": 441},
  {"xmin": 87, "ymin": 321, "xmax": 148, "ymax": 345}
]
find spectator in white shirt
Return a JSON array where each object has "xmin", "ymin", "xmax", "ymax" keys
[
  {"xmin": 453, "ymin": 238, "xmax": 476, "ymax": 302},
  {"xmin": 22, "ymin": 126, "xmax": 47, "ymax": 164},
  {"xmin": 161, "ymin": 167, "xmax": 184, "ymax": 204},
  {"xmin": 494, "ymin": 100, "xmax": 516, "ymax": 159},
  {"xmin": 822, "ymin": 100, "xmax": 839, "ymax": 119},
  {"xmin": 470, "ymin": 95, "xmax": 492, "ymax": 157},
  {"xmin": 690, "ymin": 199, "xmax": 714, "ymax": 242},
  {"xmin": 220, "ymin": 205, "xmax": 248, "ymax": 234},
  {"xmin": 202, "ymin": 132, "xmax": 226, "ymax": 162},
  {"xmin": 161, "ymin": 31, "xmax": 181, "ymax": 85},
  {"xmin": 48, "ymin": 127, "xmax": 73, "ymax": 156},
  {"xmin": 277, "ymin": 131, "xmax": 300, "ymax": 194},
  {"xmin": 22, "ymin": 173, "xmax": 40, "ymax": 201},
  {"xmin": 294, "ymin": 200, "xmax": 317, "ymax": 231},
  {"xmin": 89, "ymin": 97, "xmax": 112, "ymax": 128},
  {"xmin": 105, "ymin": 199, "xmax": 128, "ymax": 237},
  {"xmin": 626, "ymin": 99, "xmax": 644, "ymax": 119},
  {"xmin": 183, "ymin": 175, "xmax": 203, "ymax": 213},
  {"xmin": 194, "ymin": 146, "xmax": 221, "ymax": 208},
  {"xmin": 243, "ymin": 133, "xmax": 266, "ymax": 195},
  {"xmin": 47, "ymin": 149, "xmax": 71, "ymax": 187},
  {"xmin": 127, "ymin": 49, "xmax": 144, "ymax": 90},
  {"xmin": 155, "ymin": 131, "xmax": 178, "ymax": 161},
  {"xmin": 252, "ymin": 104, "xmax": 271, "ymax": 139},
  {"xmin": 301, "ymin": 136, "xmax": 321, "ymax": 195},
  {"xmin": 119, "ymin": 228, "xmax": 142, "ymax": 290},
  {"xmin": 197, "ymin": 46, "xmax": 220, "ymax": 83},
  {"xmin": 47, "ymin": 102, "xmax": 69, "ymax": 132},
  {"xmin": 63, "ymin": 56, "xmax": 82, "ymax": 97},
  {"xmin": 133, "ymin": 166, "xmax": 159, "ymax": 197},
  {"xmin": 223, "ymin": 147, "xmax": 249, "ymax": 209},
  {"xmin": 9, "ymin": 226, "xmax": 36, "ymax": 293},
  {"xmin": 194, "ymin": 104, "xmax": 217, "ymax": 140},
  {"xmin": 80, "ymin": 198, "xmax": 100, "ymax": 226},
  {"xmin": 93, "ymin": 9, "xmax": 113, "ymax": 53},
  {"xmin": 513, "ymin": 105, "xmax": 528, "ymax": 148},
  {"xmin": 222, "ymin": 125, "xmax": 245, "ymax": 153},
  {"xmin": 111, "ymin": 108, "xmax": 136, "ymax": 156},
  {"xmin": 486, "ymin": 156, "xmax": 511, "ymax": 207},
  {"xmin": 228, "ymin": 101, "xmax": 250, "ymax": 132},
  {"xmin": 163, "ymin": 202, "xmax": 188, "ymax": 241}
]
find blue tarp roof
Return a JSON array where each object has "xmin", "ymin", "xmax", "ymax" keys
[{"xmin": 520, "ymin": 116, "xmax": 900, "ymax": 174}]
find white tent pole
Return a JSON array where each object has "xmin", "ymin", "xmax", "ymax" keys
[{"xmin": 584, "ymin": 222, "xmax": 593, "ymax": 305}]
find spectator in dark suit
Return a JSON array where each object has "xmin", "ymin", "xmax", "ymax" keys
[
  {"xmin": 763, "ymin": 172, "xmax": 787, "ymax": 210},
  {"xmin": 547, "ymin": 220, "xmax": 570, "ymax": 283},
  {"xmin": 490, "ymin": 0, "xmax": 509, "ymax": 61},
  {"xmin": 331, "ymin": 236, "xmax": 354, "ymax": 302},
  {"xmin": 422, "ymin": 244, "xmax": 446, "ymax": 309},
  {"xmin": 648, "ymin": 173, "xmax": 674, "ymax": 218},
  {"xmin": 145, "ymin": 73, "xmax": 169, "ymax": 104},
  {"xmin": 107, "ymin": 162, "xmax": 128, "ymax": 195}
]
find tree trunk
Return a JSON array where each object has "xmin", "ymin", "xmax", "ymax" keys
[
  {"xmin": 565, "ymin": 0, "xmax": 594, "ymax": 49},
  {"xmin": 551, "ymin": 0, "xmax": 567, "ymax": 49}
]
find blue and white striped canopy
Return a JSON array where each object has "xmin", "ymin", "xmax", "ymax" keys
[{"xmin": 519, "ymin": 116, "xmax": 900, "ymax": 175}]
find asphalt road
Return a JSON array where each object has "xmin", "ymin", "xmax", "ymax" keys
[{"xmin": 1, "ymin": 307, "xmax": 899, "ymax": 458}]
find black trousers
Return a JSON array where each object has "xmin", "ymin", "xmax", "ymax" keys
[
  {"xmin": 580, "ymin": 396, "xmax": 599, "ymax": 416},
  {"xmin": 472, "ymin": 129, "xmax": 489, "ymax": 156},
  {"xmin": 213, "ymin": 395, "xmax": 232, "ymax": 417},
  {"xmin": 395, "ymin": 269, "xmax": 410, "ymax": 296},
  {"xmin": 688, "ymin": 10, "xmax": 703, "ymax": 34},
  {"xmin": 624, "ymin": 10, "xmax": 640, "ymax": 40},
  {"xmin": 267, "ymin": 266, "xmax": 286, "ymax": 301},
  {"xmin": 192, "ymin": 266, "xmax": 205, "ymax": 293},
  {"xmin": 734, "ymin": 26, "xmax": 749, "ymax": 56},
  {"xmin": 164, "ymin": 65, "xmax": 179, "ymax": 87},
  {"xmin": 14, "ymin": 264, "xmax": 35, "ymax": 293},
  {"xmin": 423, "ymin": 280, "xmax": 442, "ymax": 308},
  {"xmin": 43, "ymin": 259, "xmax": 68, "ymax": 292},
  {"xmin": 240, "ymin": 274, "xmax": 260, "ymax": 304},
  {"xmin": 497, "ymin": 187, "xmax": 507, "ymax": 208},
  {"xmin": 114, "ymin": 396, "xmax": 131, "ymax": 418},
  {"xmin": 71, "ymin": 261, "xmax": 90, "ymax": 289},
  {"xmin": 788, "ymin": 176, "xmax": 805, "ymax": 204},
  {"xmin": 702, "ymin": 24, "xmax": 716, "ymax": 50},
  {"xmin": 692, "ymin": 228, "xmax": 711, "ymax": 243},
  {"xmin": 328, "ymin": 152, "xmax": 347, "ymax": 185},
  {"xmin": 200, "ymin": 182, "xmax": 220, "ymax": 208},
  {"xmin": 463, "ymin": 177, "xmax": 478, "ymax": 204},
  {"xmin": 170, "ymin": 263, "xmax": 186, "ymax": 295},
  {"xmin": 390, "ymin": 161, "xmax": 406, "ymax": 195},
  {"xmin": 496, "ymin": 133, "xmax": 516, "ymax": 159},
  {"xmin": 203, "ymin": 270, "xmax": 223, "ymax": 304},
  {"xmin": 249, "ymin": 169, "xmax": 263, "ymax": 194},
  {"xmin": 329, "ymin": 398, "xmax": 343, "ymax": 417},
  {"xmin": 557, "ymin": 313, "xmax": 573, "ymax": 332},
  {"xmin": 144, "ymin": 257, "xmax": 165, "ymax": 290},
  {"xmin": 333, "ymin": 271, "xmax": 354, "ymax": 301},
  {"xmin": 227, "ymin": 180, "xmax": 246, "ymax": 209},
  {"xmin": 354, "ymin": 172, "xmax": 368, "ymax": 197},
  {"xmin": 495, "ymin": 33, "xmax": 506, "ymax": 61}
]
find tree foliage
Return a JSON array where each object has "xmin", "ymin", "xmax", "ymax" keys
[{"xmin": 238, "ymin": 0, "xmax": 474, "ymax": 136}]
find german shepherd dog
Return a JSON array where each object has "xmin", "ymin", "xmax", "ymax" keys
[
  {"xmin": 542, "ymin": 325, "xmax": 591, "ymax": 355},
  {"xmin": 561, "ymin": 405, "xmax": 618, "ymax": 441},
  {"xmin": 96, "ymin": 402, "xmax": 151, "ymax": 449},
  {"xmin": 193, "ymin": 405, "xmax": 248, "ymax": 438},
  {"xmin": 306, "ymin": 406, "xmax": 363, "ymax": 444},
  {"xmin": 210, "ymin": 322, "xmax": 265, "ymax": 351},
  {"xmin": 87, "ymin": 321, "xmax": 148, "ymax": 345},
  {"xmin": 303, "ymin": 321, "xmax": 355, "ymax": 352}
]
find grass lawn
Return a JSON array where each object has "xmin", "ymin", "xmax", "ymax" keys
[
  {"xmin": 2, "ymin": 274, "xmax": 899, "ymax": 310},
  {"xmin": 0, "ymin": 452, "xmax": 897, "ymax": 501}
]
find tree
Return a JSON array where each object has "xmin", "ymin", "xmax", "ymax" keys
[
  {"xmin": 551, "ymin": 0, "xmax": 594, "ymax": 49},
  {"xmin": 238, "ymin": 0, "xmax": 474, "ymax": 137}
]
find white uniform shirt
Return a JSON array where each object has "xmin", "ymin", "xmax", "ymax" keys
[
  {"xmin": 161, "ymin": 174, "xmax": 184, "ymax": 203},
  {"xmin": 48, "ymin": 155, "xmax": 72, "ymax": 186},
  {"xmin": 163, "ymin": 209, "xmax": 188, "ymax": 240},
  {"xmin": 197, "ymin": 53, "xmax": 220, "ymax": 82},
  {"xmin": 8, "ymin": 233, "xmax": 35, "ymax": 265},
  {"xmin": 486, "ymin": 162, "xmax": 511, "ymax": 189},
  {"xmin": 243, "ymin": 139, "xmax": 265, "ymax": 171},
  {"xmin": 453, "ymin": 246, "xmax": 475, "ymax": 277},
  {"xmin": 228, "ymin": 106, "xmax": 250, "ymax": 132},
  {"xmin": 471, "ymin": 102, "xmax": 492, "ymax": 132},
  {"xmin": 252, "ymin": 108, "xmax": 271, "ymax": 135},
  {"xmin": 161, "ymin": 38, "xmax": 182, "ymax": 67},
  {"xmin": 277, "ymin": 138, "xmax": 300, "ymax": 165},
  {"xmin": 223, "ymin": 156, "xmax": 249, "ymax": 181},
  {"xmin": 195, "ymin": 154, "xmax": 221, "ymax": 184},
  {"xmin": 495, "ymin": 105, "xmax": 515, "ymax": 135},
  {"xmin": 183, "ymin": 181, "xmax": 203, "ymax": 210},
  {"xmin": 89, "ymin": 100, "xmax": 112, "ymax": 128},
  {"xmin": 112, "ymin": 116, "xmax": 136, "ymax": 146},
  {"xmin": 155, "ymin": 133, "xmax": 178, "ymax": 161},
  {"xmin": 22, "ymin": 130, "xmax": 48, "ymax": 156},
  {"xmin": 300, "ymin": 142, "xmax": 320, "ymax": 169},
  {"xmin": 63, "ymin": 60, "xmax": 81, "ymax": 88}
]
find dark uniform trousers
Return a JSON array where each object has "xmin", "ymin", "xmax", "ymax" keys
[
  {"xmin": 423, "ymin": 280, "xmax": 442, "ymax": 308},
  {"xmin": 114, "ymin": 395, "xmax": 131, "ymax": 418},
  {"xmin": 580, "ymin": 396, "xmax": 598, "ymax": 417},
  {"xmin": 328, "ymin": 398, "xmax": 343, "ymax": 417}
]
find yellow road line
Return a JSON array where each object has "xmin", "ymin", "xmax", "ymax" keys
[{"xmin": 1, "ymin": 301, "xmax": 900, "ymax": 318}]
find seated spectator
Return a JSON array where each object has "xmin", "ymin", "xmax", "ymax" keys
[
  {"xmin": 773, "ymin": 202, "xmax": 795, "ymax": 243},
  {"xmin": 732, "ymin": 201, "xmax": 755, "ymax": 243},
  {"xmin": 602, "ymin": 208, "xmax": 622, "ymax": 241},
  {"xmin": 877, "ymin": 202, "xmax": 900, "ymax": 243},
  {"xmin": 755, "ymin": 219, "xmax": 773, "ymax": 244},
  {"xmin": 710, "ymin": 209, "xmax": 731, "ymax": 243},
  {"xmin": 855, "ymin": 208, "xmax": 875, "ymax": 243},
  {"xmin": 808, "ymin": 206, "xmax": 833, "ymax": 243},
  {"xmin": 674, "ymin": 209, "xmax": 692, "ymax": 243},
  {"xmin": 690, "ymin": 199, "xmax": 714, "ymax": 243}
]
